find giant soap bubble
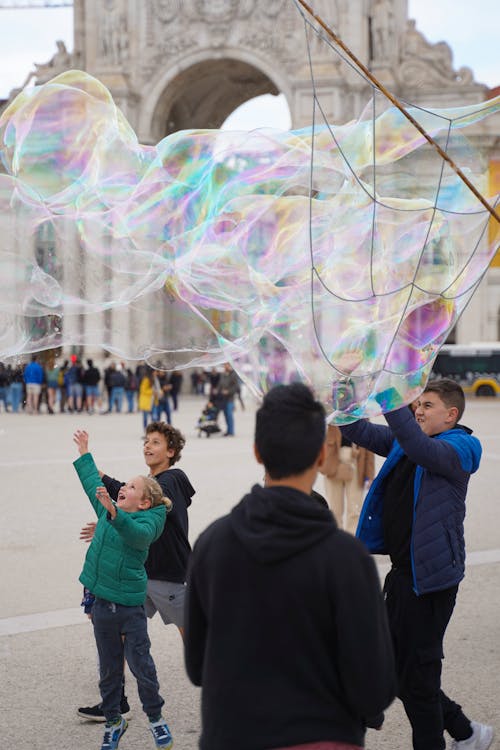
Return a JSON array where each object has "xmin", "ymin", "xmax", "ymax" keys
[{"xmin": 0, "ymin": 70, "xmax": 499, "ymax": 421}]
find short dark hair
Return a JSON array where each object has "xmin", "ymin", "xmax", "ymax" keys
[
  {"xmin": 145, "ymin": 421, "xmax": 186, "ymax": 465},
  {"xmin": 423, "ymin": 379, "xmax": 465, "ymax": 421},
  {"xmin": 255, "ymin": 383, "xmax": 326, "ymax": 480}
]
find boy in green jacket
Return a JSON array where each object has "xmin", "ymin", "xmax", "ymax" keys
[{"xmin": 73, "ymin": 429, "xmax": 173, "ymax": 750}]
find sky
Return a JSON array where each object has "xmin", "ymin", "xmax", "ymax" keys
[{"xmin": 0, "ymin": 1, "xmax": 498, "ymax": 130}]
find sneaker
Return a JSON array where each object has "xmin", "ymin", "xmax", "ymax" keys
[
  {"xmin": 149, "ymin": 717, "xmax": 174, "ymax": 748},
  {"xmin": 77, "ymin": 697, "xmax": 131, "ymax": 722},
  {"xmin": 450, "ymin": 721, "xmax": 494, "ymax": 750},
  {"xmin": 100, "ymin": 717, "xmax": 128, "ymax": 750}
]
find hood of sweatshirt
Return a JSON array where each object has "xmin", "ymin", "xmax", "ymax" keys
[
  {"xmin": 230, "ymin": 483, "xmax": 336, "ymax": 564},
  {"xmin": 155, "ymin": 467, "xmax": 195, "ymax": 508}
]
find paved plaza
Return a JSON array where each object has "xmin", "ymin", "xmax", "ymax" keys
[{"xmin": 0, "ymin": 394, "xmax": 499, "ymax": 749}]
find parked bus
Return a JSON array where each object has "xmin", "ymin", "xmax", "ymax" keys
[{"xmin": 431, "ymin": 344, "xmax": 500, "ymax": 397}]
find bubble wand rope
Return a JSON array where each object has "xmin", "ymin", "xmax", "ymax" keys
[{"xmin": 294, "ymin": 0, "xmax": 500, "ymax": 226}]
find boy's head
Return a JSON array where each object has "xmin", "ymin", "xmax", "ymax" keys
[
  {"xmin": 144, "ymin": 421, "xmax": 186, "ymax": 473},
  {"xmin": 414, "ymin": 379, "xmax": 465, "ymax": 436},
  {"xmin": 116, "ymin": 475, "xmax": 170, "ymax": 512},
  {"xmin": 255, "ymin": 383, "xmax": 326, "ymax": 480}
]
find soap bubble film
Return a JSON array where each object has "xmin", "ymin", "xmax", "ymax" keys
[{"xmin": 0, "ymin": 65, "xmax": 499, "ymax": 421}]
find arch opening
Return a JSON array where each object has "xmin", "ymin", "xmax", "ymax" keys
[{"xmin": 152, "ymin": 58, "xmax": 287, "ymax": 137}]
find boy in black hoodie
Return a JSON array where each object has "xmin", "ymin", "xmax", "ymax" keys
[{"xmin": 184, "ymin": 383, "xmax": 396, "ymax": 750}]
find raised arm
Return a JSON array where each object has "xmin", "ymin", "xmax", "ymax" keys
[
  {"xmin": 340, "ymin": 419, "xmax": 394, "ymax": 457},
  {"xmin": 72, "ymin": 429, "xmax": 104, "ymax": 478},
  {"xmin": 73, "ymin": 429, "xmax": 89, "ymax": 456},
  {"xmin": 73, "ymin": 448, "xmax": 107, "ymax": 518}
]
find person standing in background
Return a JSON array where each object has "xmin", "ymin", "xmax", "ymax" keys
[
  {"xmin": 320, "ymin": 424, "xmax": 375, "ymax": 534},
  {"xmin": 45, "ymin": 360, "xmax": 61, "ymax": 414},
  {"xmin": 7, "ymin": 364, "xmax": 24, "ymax": 412},
  {"xmin": 23, "ymin": 354, "xmax": 44, "ymax": 414},
  {"xmin": 217, "ymin": 363, "xmax": 239, "ymax": 437},
  {"xmin": 138, "ymin": 368, "xmax": 155, "ymax": 432},
  {"xmin": 83, "ymin": 359, "xmax": 101, "ymax": 415},
  {"xmin": 125, "ymin": 368, "xmax": 138, "ymax": 413},
  {"xmin": 0, "ymin": 362, "xmax": 9, "ymax": 412},
  {"xmin": 169, "ymin": 371, "xmax": 183, "ymax": 411},
  {"xmin": 154, "ymin": 371, "xmax": 172, "ymax": 424}
]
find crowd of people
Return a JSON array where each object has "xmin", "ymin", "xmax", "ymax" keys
[
  {"xmin": 0, "ymin": 355, "xmax": 247, "ymax": 439},
  {"xmin": 69, "ymin": 377, "xmax": 493, "ymax": 750},
  {"xmin": 0, "ymin": 355, "xmax": 187, "ymax": 418}
]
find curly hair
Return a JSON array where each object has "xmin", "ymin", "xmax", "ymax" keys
[{"xmin": 145, "ymin": 421, "xmax": 186, "ymax": 465}]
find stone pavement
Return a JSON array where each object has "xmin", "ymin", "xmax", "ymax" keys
[{"xmin": 0, "ymin": 395, "xmax": 499, "ymax": 749}]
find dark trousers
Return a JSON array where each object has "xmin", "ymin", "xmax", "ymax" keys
[
  {"xmin": 384, "ymin": 568, "xmax": 472, "ymax": 750},
  {"xmin": 92, "ymin": 598, "xmax": 164, "ymax": 722}
]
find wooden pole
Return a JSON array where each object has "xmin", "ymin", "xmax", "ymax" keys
[{"xmin": 296, "ymin": 0, "xmax": 500, "ymax": 225}]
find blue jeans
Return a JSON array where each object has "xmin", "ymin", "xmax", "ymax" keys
[
  {"xmin": 223, "ymin": 400, "xmax": 234, "ymax": 435},
  {"xmin": 125, "ymin": 389, "xmax": 136, "ymax": 413},
  {"xmin": 92, "ymin": 598, "xmax": 164, "ymax": 722},
  {"xmin": 154, "ymin": 397, "xmax": 171, "ymax": 424},
  {"xmin": 110, "ymin": 386, "xmax": 124, "ymax": 412},
  {"xmin": 9, "ymin": 382, "xmax": 23, "ymax": 412}
]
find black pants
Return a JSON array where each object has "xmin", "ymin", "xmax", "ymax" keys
[{"xmin": 384, "ymin": 568, "xmax": 472, "ymax": 750}]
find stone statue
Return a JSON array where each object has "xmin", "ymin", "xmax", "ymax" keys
[
  {"xmin": 20, "ymin": 40, "xmax": 72, "ymax": 88},
  {"xmin": 371, "ymin": 0, "xmax": 394, "ymax": 61},
  {"xmin": 100, "ymin": 4, "xmax": 129, "ymax": 65}
]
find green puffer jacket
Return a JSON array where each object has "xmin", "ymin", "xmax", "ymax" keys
[{"xmin": 74, "ymin": 452, "xmax": 166, "ymax": 606}]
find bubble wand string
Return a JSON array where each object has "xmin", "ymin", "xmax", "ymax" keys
[{"xmin": 294, "ymin": 0, "xmax": 500, "ymax": 225}]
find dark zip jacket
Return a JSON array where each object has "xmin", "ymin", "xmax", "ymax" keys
[
  {"xmin": 341, "ymin": 407, "xmax": 481, "ymax": 595},
  {"xmin": 185, "ymin": 484, "xmax": 396, "ymax": 750}
]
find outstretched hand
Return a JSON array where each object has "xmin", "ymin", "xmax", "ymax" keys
[
  {"xmin": 95, "ymin": 485, "xmax": 117, "ymax": 519},
  {"xmin": 73, "ymin": 429, "xmax": 89, "ymax": 456},
  {"xmin": 80, "ymin": 522, "xmax": 97, "ymax": 543}
]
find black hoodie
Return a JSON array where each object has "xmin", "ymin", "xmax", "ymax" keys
[
  {"xmin": 103, "ymin": 467, "xmax": 195, "ymax": 583},
  {"xmin": 185, "ymin": 484, "xmax": 396, "ymax": 750}
]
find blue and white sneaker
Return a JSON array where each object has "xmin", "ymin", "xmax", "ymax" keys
[
  {"xmin": 149, "ymin": 717, "xmax": 173, "ymax": 748},
  {"xmin": 100, "ymin": 717, "xmax": 128, "ymax": 750}
]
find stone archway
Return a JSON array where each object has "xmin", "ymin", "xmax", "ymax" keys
[
  {"xmin": 150, "ymin": 58, "xmax": 280, "ymax": 137},
  {"xmin": 137, "ymin": 46, "xmax": 294, "ymax": 144}
]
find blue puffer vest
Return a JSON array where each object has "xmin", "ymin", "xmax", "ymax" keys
[{"xmin": 342, "ymin": 408, "xmax": 481, "ymax": 595}]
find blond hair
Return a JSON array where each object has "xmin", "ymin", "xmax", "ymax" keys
[{"xmin": 141, "ymin": 476, "xmax": 173, "ymax": 512}]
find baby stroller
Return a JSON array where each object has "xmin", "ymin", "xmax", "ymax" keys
[{"xmin": 196, "ymin": 401, "xmax": 221, "ymax": 437}]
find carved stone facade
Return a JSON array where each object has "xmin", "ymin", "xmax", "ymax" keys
[
  {"xmin": 71, "ymin": 0, "xmax": 491, "ymax": 138},
  {"xmin": 2, "ymin": 0, "xmax": 499, "ymax": 353}
]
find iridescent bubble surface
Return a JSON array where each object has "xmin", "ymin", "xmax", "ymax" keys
[{"xmin": 0, "ymin": 71, "xmax": 499, "ymax": 421}]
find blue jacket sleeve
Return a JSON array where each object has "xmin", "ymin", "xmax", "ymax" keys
[{"xmin": 340, "ymin": 420, "xmax": 394, "ymax": 457}]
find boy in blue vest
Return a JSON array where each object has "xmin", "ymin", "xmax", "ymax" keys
[
  {"xmin": 341, "ymin": 379, "xmax": 493, "ymax": 750},
  {"xmin": 73, "ymin": 429, "xmax": 174, "ymax": 750}
]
